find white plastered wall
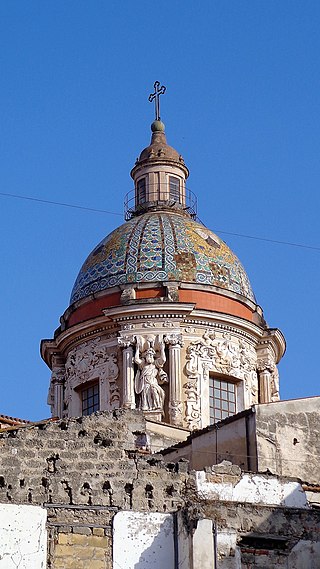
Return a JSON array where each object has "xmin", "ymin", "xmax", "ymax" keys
[{"xmin": 0, "ymin": 503, "xmax": 47, "ymax": 568}]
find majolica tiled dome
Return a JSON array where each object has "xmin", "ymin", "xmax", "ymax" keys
[{"xmin": 70, "ymin": 211, "xmax": 255, "ymax": 304}]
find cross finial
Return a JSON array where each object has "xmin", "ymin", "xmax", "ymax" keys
[{"xmin": 148, "ymin": 81, "xmax": 166, "ymax": 121}]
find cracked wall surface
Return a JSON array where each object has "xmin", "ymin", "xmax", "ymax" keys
[{"xmin": 0, "ymin": 503, "xmax": 46, "ymax": 568}]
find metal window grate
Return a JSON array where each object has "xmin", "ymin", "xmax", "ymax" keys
[
  {"xmin": 82, "ymin": 384, "xmax": 99, "ymax": 416},
  {"xmin": 209, "ymin": 377, "xmax": 236, "ymax": 423}
]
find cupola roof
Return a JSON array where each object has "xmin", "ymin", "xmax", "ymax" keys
[
  {"xmin": 70, "ymin": 211, "xmax": 255, "ymax": 305},
  {"xmin": 131, "ymin": 119, "xmax": 189, "ymax": 178}
]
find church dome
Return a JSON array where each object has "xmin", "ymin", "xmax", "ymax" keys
[{"xmin": 70, "ymin": 211, "xmax": 255, "ymax": 305}]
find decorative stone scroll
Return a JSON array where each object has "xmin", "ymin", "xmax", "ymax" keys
[
  {"xmin": 184, "ymin": 346, "xmax": 201, "ymax": 430},
  {"xmin": 184, "ymin": 330, "xmax": 258, "ymax": 428},
  {"xmin": 166, "ymin": 284, "xmax": 179, "ymax": 302},
  {"xmin": 64, "ymin": 338, "xmax": 120, "ymax": 413}
]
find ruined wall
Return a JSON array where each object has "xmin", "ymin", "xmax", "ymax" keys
[
  {"xmin": 164, "ymin": 397, "xmax": 320, "ymax": 482},
  {"xmin": 196, "ymin": 462, "xmax": 320, "ymax": 569},
  {"xmin": 0, "ymin": 409, "xmax": 188, "ymax": 568},
  {"xmin": 0, "ymin": 409, "xmax": 320, "ymax": 568}
]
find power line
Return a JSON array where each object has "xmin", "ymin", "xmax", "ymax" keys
[
  {"xmin": 1, "ymin": 190, "xmax": 319, "ymax": 252},
  {"xmin": 213, "ymin": 228, "xmax": 320, "ymax": 252},
  {"xmin": 0, "ymin": 191, "xmax": 123, "ymax": 217}
]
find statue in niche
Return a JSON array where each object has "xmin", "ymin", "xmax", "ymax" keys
[{"xmin": 134, "ymin": 335, "xmax": 168, "ymax": 413}]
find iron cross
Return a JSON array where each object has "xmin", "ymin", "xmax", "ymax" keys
[{"xmin": 148, "ymin": 81, "xmax": 166, "ymax": 121}]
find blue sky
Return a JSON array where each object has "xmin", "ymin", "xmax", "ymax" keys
[{"xmin": 1, "ymin": 1, "xmax": 320, "ymax": 420}]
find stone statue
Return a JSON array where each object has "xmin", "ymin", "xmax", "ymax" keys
[{"xmin": 134, "ymin": 335, "xmax": 168, "ymax": 413}]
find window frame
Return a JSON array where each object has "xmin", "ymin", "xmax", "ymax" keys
[
  {"xmin": 81, "ymin": 382, "xmax": 100, "ymax": 416},
  {"xmin": 209, "ymin": 375, "xmax": 237, "ymax": 424},
  {"xmin": 137, "ymin": 178, "xmax": 146, "ymax": 205},
  {"xmin": 169, "ymin": 176, "xmax": 180, "ymax": 203}
]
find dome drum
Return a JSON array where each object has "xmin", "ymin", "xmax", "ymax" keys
[{"xmin": 42, "ymin": 303, "xmax": 284, "ymax": 429}]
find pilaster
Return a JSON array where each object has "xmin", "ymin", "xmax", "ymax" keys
[
  {"xmin": 165, "ymin": 334, "xmax": 183, "ymax": 426},
  {"xmin": 118, "ymin": 336, "xmax": 135, "ymax": 409}
]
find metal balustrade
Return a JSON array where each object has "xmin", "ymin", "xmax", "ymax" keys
[{"xmin": 124, "ymin": 184, "xmax": 198, "ymax": 221}]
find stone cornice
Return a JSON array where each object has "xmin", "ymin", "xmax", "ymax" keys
[
  {"xmin": 103, "ymin": 302, "xmax": 195, "ymax": 320},
  {"xmin": 189, "ymin": 309, "xmax": 264, "ymax": 338},
  {"xmin": 40, "ymin": 315, "xmax": 118, "ymax": 368}
]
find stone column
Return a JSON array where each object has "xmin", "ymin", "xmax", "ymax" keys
[
  {"xmin": 256, "ymin": 337, "xmax": 281, "ymax": 404},
  {"xmin": 118, "ymin": 337, "xmax": 135, "ymax": 409},
  {"xmin": 51, "ymin": 355, "xmax": 65, "ymax": 418},
  {"xmin": 257, "ymin": 359, "xmax": 274, "ymax": 403},
  {"xmin": 165, "ymin": 334, "xmax": 183, "ymax": 426}
]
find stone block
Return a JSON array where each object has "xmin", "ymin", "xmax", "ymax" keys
[
  {"xmin": 92, "ymin": 527, "xmax": 105, "ymax": 536},
  {"xmin": 72, "ymin": 526, "xmax": 92, "ymax": 536}
]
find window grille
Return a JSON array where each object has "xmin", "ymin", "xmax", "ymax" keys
[
  {"xmin": 82, "ymin": 383, "xmax": 99, "ymax": 416},
  {"xmin": 209, "ymin": 377, "xmax": 236, "ymax": 423}
]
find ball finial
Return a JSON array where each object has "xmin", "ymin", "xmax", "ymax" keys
[{"xmin": 151, "ymin": 120, "xmax": 165, "ymax": 133}]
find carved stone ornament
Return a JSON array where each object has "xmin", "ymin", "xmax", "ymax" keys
[
  {"xmin": 47, "ymin": 367, "xmax": 65, "ymax": 414},
  {"xmin": 184, "ymin": 347, "xmax": 201, "ymax": 430},
  {"xmin": 64, "ymin": 338, "xmax": 120, "ymax": 411},
  {"xmin": 142, "ymin": 321, "xmax": 157, "ymax": 328},
  {"xmin": 271, "ymin": 366, "xmax": 280, "ymax": 402},
  {"xmin": 189, "ymin": 330, "xmax": 257, "ymax": 381},
  {"xmin": 105, "ymin": 352, "xmax": 120, "ymax": 409},
  {"xmin": 163, "ymin": 321, "xmax": 175, "ymax": 328},
  {"xmin": 118, "ymin": 335, "xmax": 135, "ymax": 349},
  {"xmin": 184, "ymin": 326, "xmax": 196, "ymax": 334},
  {"xmin": 123, "ymin": 323, "xmax": 135, "ymax": 331},
  {"xmin": 184, "ymin": 331, "xmax": 259, "ymax": 427},
  {"xmin": 121, "ymin": 287, "xmax": 136, "ymax": 303},
  {"xmin": 257, "ymin": 357, "xmax": 280, "ymax": 402},
  {"xmin": 166, "ymin": 284, "xmax": 179, "ymax": 302},
  {"xmin": 164, "ymin": 333, "xmax": 184, "ymax": 347},
  {"xmin": 169, "ymin": 400, "xmax": 183, "ymax": 424},
  {"xmin": 257, "ymin": 358, "xmax": 275, "ymax": 372}
]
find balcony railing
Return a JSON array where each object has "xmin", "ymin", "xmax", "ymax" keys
[{"xmin": 124, "ymin": 185, "xmax": 198, "ymax": 221}]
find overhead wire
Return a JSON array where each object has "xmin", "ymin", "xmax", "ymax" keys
[
  {"xmin": 1, "ymin": 190, "xmax": 319, "ymax": 251},
  {"xmin": 0, "ymin": 191, "xmax": 123, "ymax": 217}
]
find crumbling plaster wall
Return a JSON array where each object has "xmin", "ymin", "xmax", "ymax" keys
[
  {"xmin": 196, "ymin": 462, "xmax": 320, "ymax": 568},
  {"xmin": 255, "ymin": 398, "xmax": 320, "ymax": 484}
]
